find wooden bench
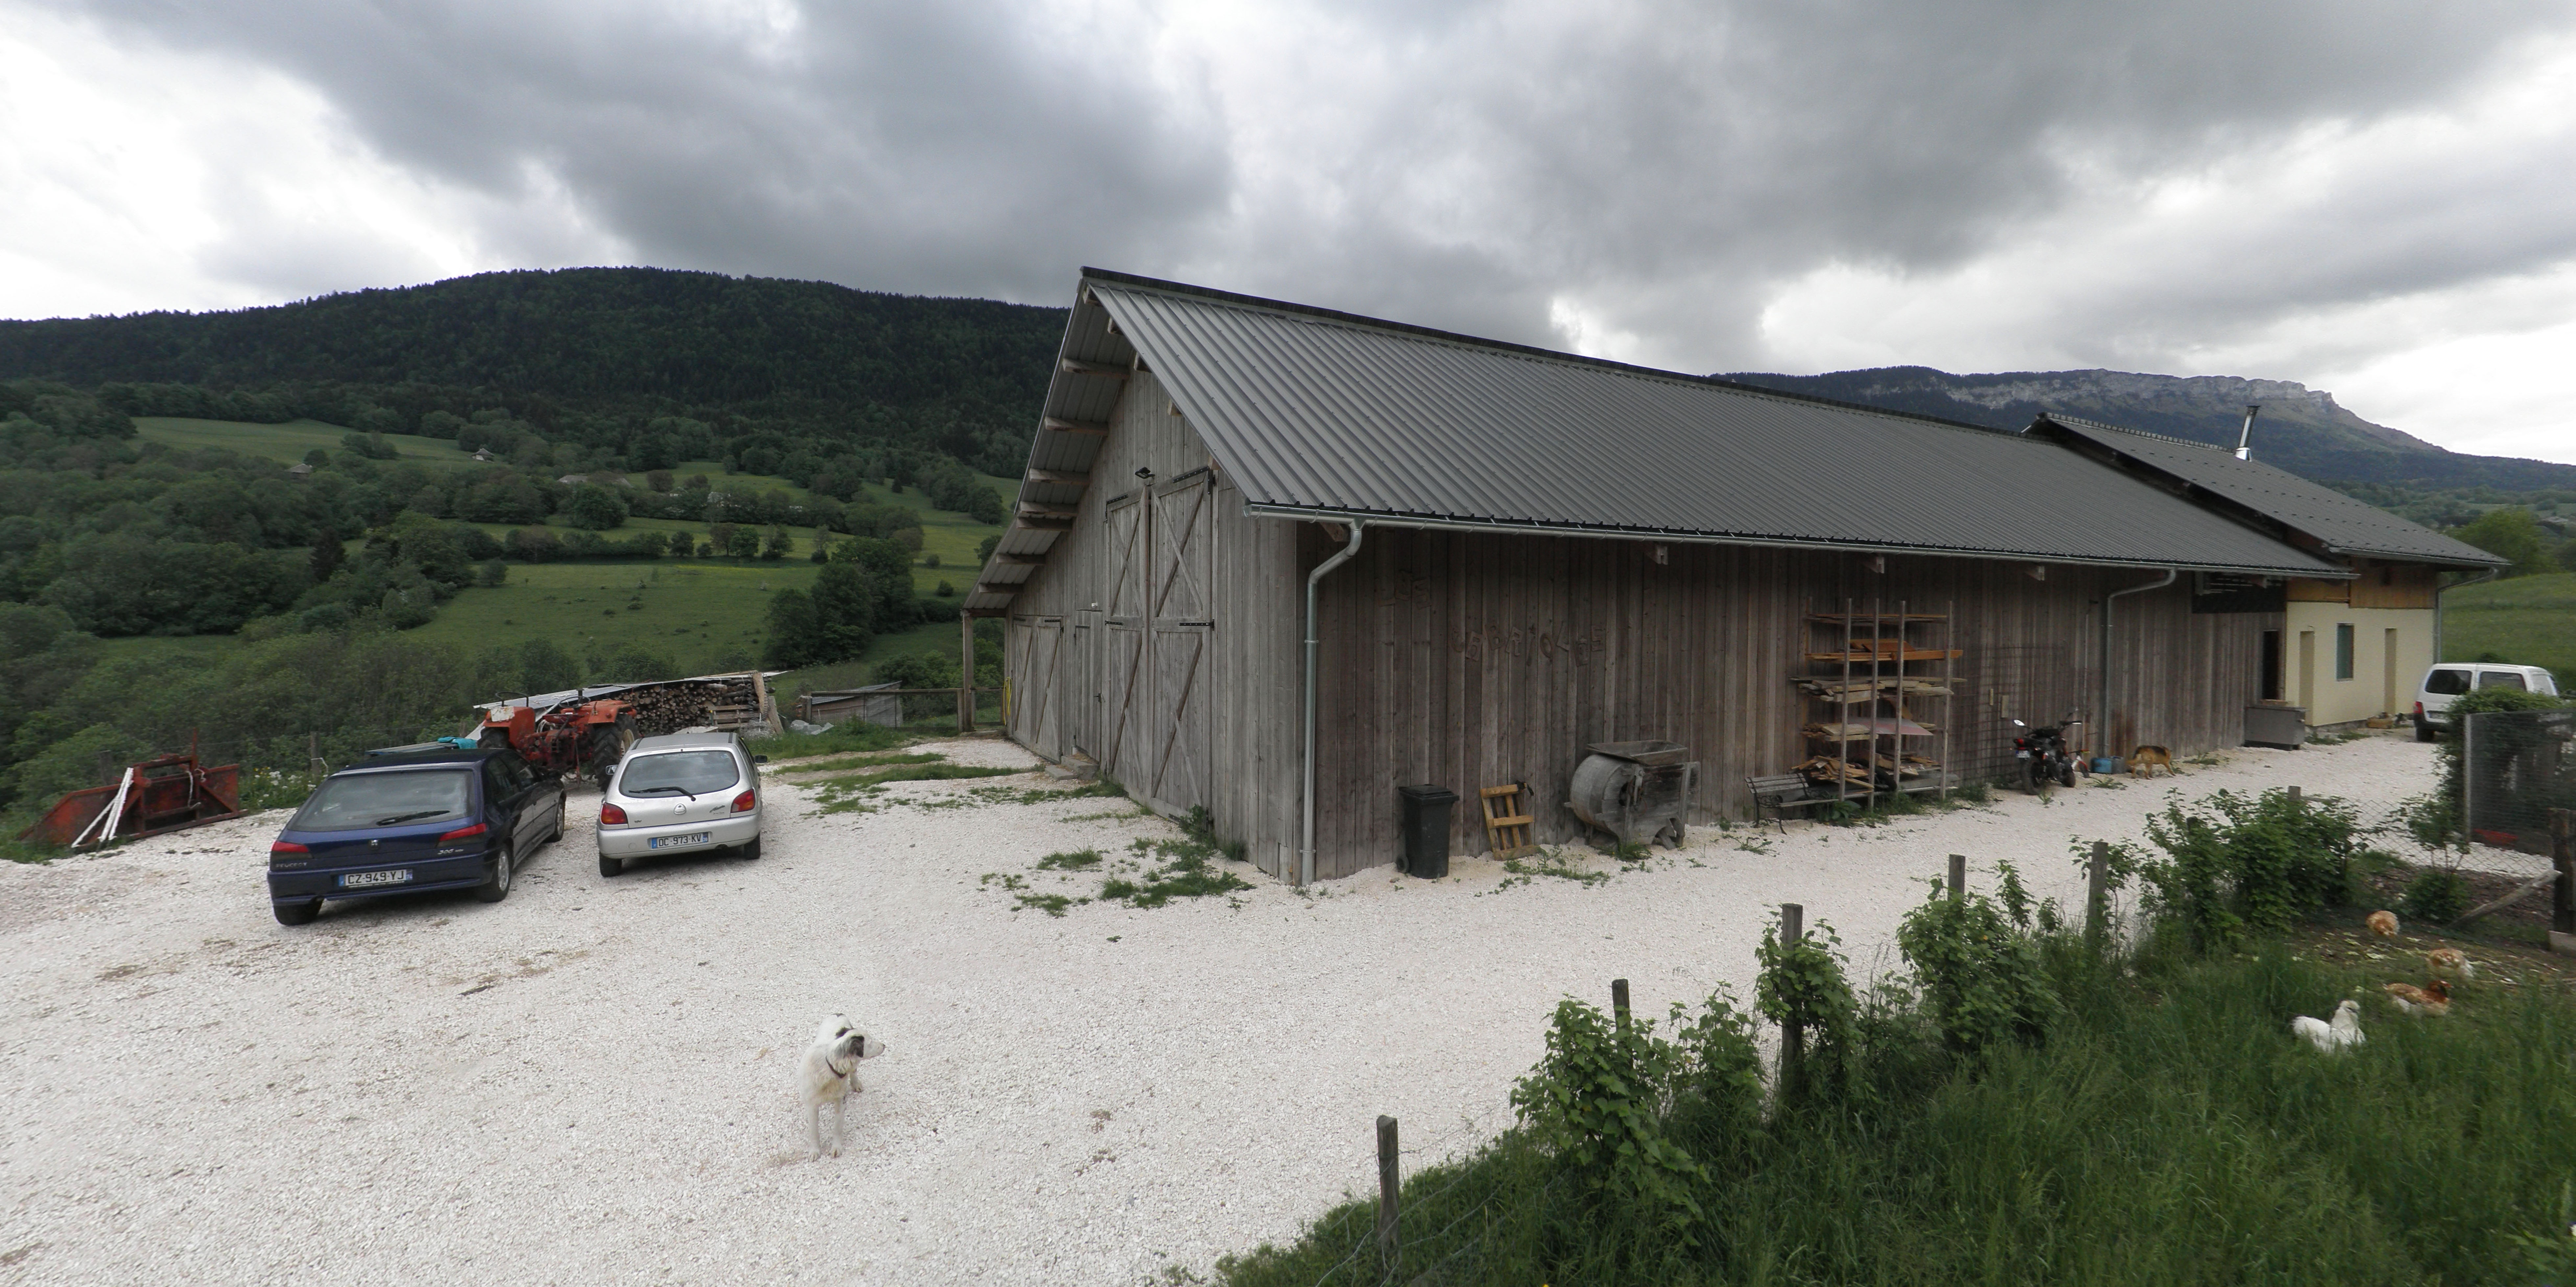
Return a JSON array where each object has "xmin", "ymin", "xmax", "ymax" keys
[{"xmin": 1747, "ymin": 773, "xmax": 1835, "ymax": 833}]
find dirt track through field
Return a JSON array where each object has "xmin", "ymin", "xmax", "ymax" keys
[{"xmin": 0, "ymin": 733, "xmax": 2450, "ymax": 1284}]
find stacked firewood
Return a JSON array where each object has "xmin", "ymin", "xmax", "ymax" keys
[{"xmin": 620, "ymin": 677, "xmax": 764, "ymax": 736}]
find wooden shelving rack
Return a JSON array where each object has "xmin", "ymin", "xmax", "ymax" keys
[{"xmin": 1794, "ymin": 600, "xmax": 1959, "ymax": 808}]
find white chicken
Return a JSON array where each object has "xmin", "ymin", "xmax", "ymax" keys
[{"xmin": 2290, "ymin": 998, "xmax": 2366, "ymax": 1053}]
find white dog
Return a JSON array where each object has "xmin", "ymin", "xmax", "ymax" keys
[{"xmin": 799, "ymin": 1014, "xmax": 886, "ymax": 1158}]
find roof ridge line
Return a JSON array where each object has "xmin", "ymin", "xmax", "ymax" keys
[
  {"xmin": 1078, "ymin": 267, "xmax": 2027, "ymax": 442},
  {"xmin": 2035, "ymin": 411, "xmax": 2227, "ymax": 452}
]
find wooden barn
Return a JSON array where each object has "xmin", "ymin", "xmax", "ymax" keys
[{"xmin": 968, "ymin": 271, "xmax": 2390, "ymax": 883}]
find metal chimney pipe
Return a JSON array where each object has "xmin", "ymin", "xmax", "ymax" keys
[{"xmin": 2233, "ymin": 404, "xmax": 2261, "ymax": 460}]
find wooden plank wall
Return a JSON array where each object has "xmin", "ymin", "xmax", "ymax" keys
[
  {"xmin": 999, "ymin": 372, "xmax": 1307, "ymax": 878},
  {"xmin": 1304, "ymin": 527, "xmax": 2278, "ymax": 879}
]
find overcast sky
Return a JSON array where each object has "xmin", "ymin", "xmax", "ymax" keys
[{"xmin": 5, "ymin": 0, "xmax": 2573, "ymax": 464}]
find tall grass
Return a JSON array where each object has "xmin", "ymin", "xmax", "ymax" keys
[{"xmin": 1222, "ymin": 938, "xmax": 2576, "ymax": 1286}]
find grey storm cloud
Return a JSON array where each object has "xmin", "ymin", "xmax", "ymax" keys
[{"xmin": 42, "ymin": 0, "xmax": 2576, "ymax": 365}]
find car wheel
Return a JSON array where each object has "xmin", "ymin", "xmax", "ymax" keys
[
  {"xmin": 598, "ymin": 849, "xmax": 621, "ymax": 878},
  {"xmin": 473, "ymin": 844, "xmax": 515, "ymax": 903},
  {"xmin": 740, "ymin": 835, "xmax": 762, "ymax": 861},
  {"xmin": 273, "ymin": 899, "xmax": 321, "ymax": 926},
  {"xmin": 2414, "ymin": 720, "xmax": 2437, "ymax": 743},
  {"xmin": 547, "ymin": 802, "xmax": 565, "ymax": 848}
]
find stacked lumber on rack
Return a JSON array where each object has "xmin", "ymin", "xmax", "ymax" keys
[
  {"xmin": 1795, "ymin": 676, "xmax": 1955, "ymax": 703},
  {"xmin": 1806, "ymin": 641, "xmax": 1964, "ymax": 665},
  {"xmin": 1797, "ymin": 752, "xmax": 1942, "ymax": 786}
]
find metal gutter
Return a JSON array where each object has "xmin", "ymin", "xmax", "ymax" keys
[
  {"xmin": 1302, "ymin": 521, "xmax": 1365, "ymax": 888},
  {"xmin": 1241, "ymin": 503, "xmax": 2350, "ymax": 581}
]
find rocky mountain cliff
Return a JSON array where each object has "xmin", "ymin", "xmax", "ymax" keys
[{"xmin": 1723, "ymin": 366, "xmax": 2575, "ymax": 492}]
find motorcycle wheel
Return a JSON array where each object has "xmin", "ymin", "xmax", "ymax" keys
[
  {"xmin": 2021, "ymin": 760, "xmax": 2046, "ymax": 797},
  {"xmin": 2058, "ymin": 761, "xmax": 2078, "ymax": 789}
]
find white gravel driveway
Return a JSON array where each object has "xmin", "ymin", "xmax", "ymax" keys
[{"xmin": 0, "ymin": 732, "xmax": 2444, "ymax": 1285}]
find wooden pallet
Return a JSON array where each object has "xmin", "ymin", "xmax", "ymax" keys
[{"xmin": 1480, "ymin": 784, "xmax": 1537, "ymax": 860}]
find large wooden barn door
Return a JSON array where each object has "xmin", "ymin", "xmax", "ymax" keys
[
  {"xmin": 1147, "ymin": 475, "xmax": 1214, "ymax": 811},
  {"xmin": 1101, "ymin": 495, "xmax": 1150, "ymax": 784},
  {"xmin": 1022, "ymin": 618, "xmax": 1063, "ymax": 760}
]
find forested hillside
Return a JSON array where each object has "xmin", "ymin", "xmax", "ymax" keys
[{"xmin": 0, "ymin": 267, "xmax": 1070, "ymax": 483}]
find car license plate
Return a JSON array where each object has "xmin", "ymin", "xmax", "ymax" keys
[
  {"xmin": 650, "ymin": 832, "xmax": 711, "ymax": 850},
  {"xmin": 342, "ymin": 869, "xmax": 412, "ymax": 889}
]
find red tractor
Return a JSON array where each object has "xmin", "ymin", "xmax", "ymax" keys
[{"xmin": 474, "ymin": 696, "xmax": 639, "ymax": 788}]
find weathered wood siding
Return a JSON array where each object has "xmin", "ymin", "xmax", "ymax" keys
[
  {"xmin": 1302, "ymin": 527, "xmax": 2277, "ymax": 879},
  {"xmin": 1002, "ymin": 373, "xmax": 1306, "ymax": 878}
]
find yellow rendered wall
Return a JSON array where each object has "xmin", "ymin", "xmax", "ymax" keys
[{"xmin": 2284, "ymin": 601, "xmax": 2434, "ymax": 726}]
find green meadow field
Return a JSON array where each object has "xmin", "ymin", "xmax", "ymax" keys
[
  {"xmin": 2444, "ymin": 571, "xmax": 2576, "ymax": 685},
  {"xmin": 110, "ymin": 418, "xmax": 1015, "ymax": 693}
]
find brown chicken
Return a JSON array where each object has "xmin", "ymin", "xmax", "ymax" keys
[
  {"xmin": 2384, "ymin": 978, "xmax": 2451, "ymax": 1017},
  {"xmin": 2366, "ymin": 910, "xmax": 2399, "ymax": 938},
  {"xmin": 2424, "ymin": 948, "xmax": 2478, "ymax": 978}
]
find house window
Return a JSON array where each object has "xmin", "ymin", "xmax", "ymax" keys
[{"xmin": 2335, "ymin": 623, "xmax": 2354, "ymax": 680}]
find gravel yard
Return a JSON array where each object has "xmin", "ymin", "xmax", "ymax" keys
[{"xmin": 0, "ymin": 731, "xmax": 2453, "ymax": 1285}]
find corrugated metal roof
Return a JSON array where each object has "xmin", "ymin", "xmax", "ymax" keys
[
  {"xmin": 2031, "ymin": 414, "xmax": 2507, "ymax": 569},
  {"xmin": 1071, "ymin": 271, "xmax": 2342, "ymax": 578}
]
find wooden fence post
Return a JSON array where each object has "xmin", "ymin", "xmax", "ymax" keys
[
  {"xmin": 2087, "ymin": 840, "xmax": 2110, "ymax": 947},
  {"xmin": 1779, "ymin": 903, "xmax": 1805, "ymax": 1097},
  {"xmin": 2552, "ymin": 810, "xmax": 2575, "ymax": 956},
  {"xmin": 1947, "ymin": 854, "xmax": 1966, "ymax": 901},
  {"xmin": 2288, "ymin": 785, "xmax": 2302, "ymax": 807},
  {"xmin": 308, "ymin": 732, "xmax": 327, "ymax": 777},
  {"xmin": 1611, "ymin": 977, "xmax": 1630, "ymax": 1029},
  {"xmin": 1376, "ymin": 1114, "xmax": 1401, "ymax": 1266}
]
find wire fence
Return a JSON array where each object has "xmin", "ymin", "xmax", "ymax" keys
[{"xmin": 2461, "ymin": 709, "xmax": 2576, "ymax": 874}]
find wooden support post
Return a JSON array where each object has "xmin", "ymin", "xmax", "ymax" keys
[
  {"xmin": 1947, "ymin": 854, "xmax": 1966, "ymax": 901},
  {"xmin": 1779, "ymin": 903, "xmax": 1805, "ymax": 1097},
  {"xmin": 2552, "ymin": 810, "xmax": 2575, "ymax": 954},
  {"xmin": 1611, "ymin": 978, "xmax": 1631, "ymax": 1028},
  {"xmin": 1376, "ymin": 1115, "xmax": 1401, "ymax": 1266},
  {"xmin": 2087, "ymin": 840, "xmax": 2111, "ymax": 946},
  {"xmin": 309, "ymin": 732, "xmax": 327, "ymax": 777},
  {"xmin": 958, "ymin": 613, "xmax": 975, "ymax": 734},
  {"xmin": 2288, "ymin": 785, "xmax": 2302, "ymax": 807}
]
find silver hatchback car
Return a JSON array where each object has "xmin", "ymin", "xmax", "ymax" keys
[{"xmin": 595, "ymin": 732, "xmax": 765, "ymax": 876}]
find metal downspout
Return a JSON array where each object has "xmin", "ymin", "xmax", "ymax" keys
[
  {"xmin": 2100, "ymin": 569, "xmax": 2178, "ymax": 759},
  {"xmin": 2435, "ymin": 567, "xmax": 2500, "ymax": 670},
  {"xmin": 1302, "ymin": 522, "xmax": 1365, "ymax": 888}
]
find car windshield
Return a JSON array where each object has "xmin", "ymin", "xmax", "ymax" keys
[
  {"xmin": 2425, "ymin": 668, "xmax": 2472, "ymax": 695},
  {"xmin": 293, "ymin": 769, "xmax": 472, "ymax": 831},
  {"xmin": 619, "ymin": 750, "xmax": 739, "ymax": 797}
]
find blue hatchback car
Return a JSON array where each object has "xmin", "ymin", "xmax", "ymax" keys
[{"xmin": 267, "ymin": 747, "xmax": 566, "ymax": 925}]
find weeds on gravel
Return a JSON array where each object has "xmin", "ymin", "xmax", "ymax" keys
[
  {"xmin": 978, "ymin": 872, "xmax": 1088, "ymax": 917},
  {"xmin": 1490, "ymin": 848, "xmax": 1612, "ymax": 892},
  {"xmin": 808, "ymin": 763, "xmax": 1028, "ymax": 815},
  {"xmin": 1099, "ymin": 836, "xmax": 1253, "ymax": 908},
  {"xmin": 1036, "ymin": 849, "xmax": 1102, "ymax": 870},
  {"xmin": 782, "ymin": 752, "xmax": 947, "ymax": 774}
]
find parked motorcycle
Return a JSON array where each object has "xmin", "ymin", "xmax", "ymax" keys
[{"xmin": 2009, "ymin": 717, "xmax": 2081, "ymax": 796}]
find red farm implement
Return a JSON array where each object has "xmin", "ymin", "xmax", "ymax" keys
[{"xmin": 17, "ymin": 751, "xmax": 245, "ymax": 849}]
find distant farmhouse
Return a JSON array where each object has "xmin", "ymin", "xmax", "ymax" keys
[{"xmin": 971, "ymin": 271, "xmax": 2502, "ymax": 882}]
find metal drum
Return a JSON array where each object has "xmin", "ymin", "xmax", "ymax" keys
[{"xmin": 1567, "ymin": 741, "xmax": 1697, "ymax": 848}]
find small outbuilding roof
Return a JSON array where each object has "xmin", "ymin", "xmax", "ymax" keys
[{"xmin": 2027, "ymin": 414, "xmax": 2507, "ymax": 569}]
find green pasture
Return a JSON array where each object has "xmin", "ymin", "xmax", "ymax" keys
[
  {"xmin": 133, "ymin": 417, "xmax": 474, "ymax": 467},
  {"xmin": 2444, "ymin": 571, "xmax": 2576, "ymax": 684}
]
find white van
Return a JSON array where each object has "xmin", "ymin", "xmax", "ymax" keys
[{"xmin": 2414, "ymin": 662, "xmax": 2562, "ymax": 740}]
